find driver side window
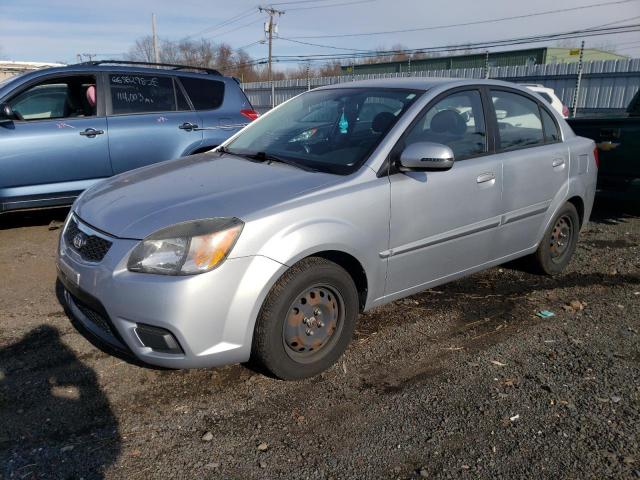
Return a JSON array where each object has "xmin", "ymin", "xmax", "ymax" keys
[
  {"xmin": 403, "ymin": 89, "xmax": 487, "ymax": 160},
  {"xmin": 8, "ymin": 75, "xmax": 97, "ymax": 121}
]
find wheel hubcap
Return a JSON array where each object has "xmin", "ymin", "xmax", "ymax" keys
[
  {"xmin": 549, "ymin": 215, "xmax": 573, "ymax": 260},
  {"xmin": 283, "ymin": 285, "xmax": 342, "ymax": 359}
]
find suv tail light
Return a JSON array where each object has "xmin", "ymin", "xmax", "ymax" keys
[
  {"xmin": 562, "ymin": 105, "xmax": 570, "ymax": 118},
  {"xmin": 240, "ymin": 109, "xmax": 259, "ymax": 121},
  {"xmin": 593, "ymin": 147, "xmax": 599, "ymax": 169}
]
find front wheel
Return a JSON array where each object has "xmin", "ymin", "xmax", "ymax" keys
[
  {"xmin": 531, "ymin": 202, "xmax": 580, "ymax": 275},
  {"xmin": 251, "ymin": 257, "xmax": 359, "ymax": 380}
]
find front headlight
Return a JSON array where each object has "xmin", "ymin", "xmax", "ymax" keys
[{"xmin": 127, "ymin": 218, "xmax": 243, "ymax": 275}]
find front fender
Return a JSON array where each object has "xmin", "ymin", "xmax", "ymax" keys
[{"xmin": 251, "ymin": 217, "xmax": 386, "ymax": 309}]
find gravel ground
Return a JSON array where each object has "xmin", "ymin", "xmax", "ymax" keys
[{"xmin": 0, "ymin": 201, "xmax": 638, "ymax": 480}]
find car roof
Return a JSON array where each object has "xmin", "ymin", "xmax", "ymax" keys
[
  {"xmin": 8, "ymin": 64, "xmax": 232, "ymax": 83},
  {"xmin": 315, "ymin": 77, "xmax": 533, "ymax": 92}
]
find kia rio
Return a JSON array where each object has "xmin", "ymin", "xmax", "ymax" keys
[{"xmin": 57, "ymin": 78, "xmax": 597, "ymax": 379}]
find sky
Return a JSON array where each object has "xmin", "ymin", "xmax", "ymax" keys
[{"xmin": 1, "ymin": 0, "xmax": 639, "ymax": 66}]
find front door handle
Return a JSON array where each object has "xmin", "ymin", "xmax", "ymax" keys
[
  {"xmin": 476, "ymin": 172, "xmax": 496, "ymax": 184},
  {"xmin": 79, "ymin": 128, "xmax": 104, "ymax": 137},
  {"xmin": 179, "ymin": 122, "xmax": 198, "ymax": 131},
  {"xmin": 552, "ymin": 158, "xmax": 565, "ymax": 168}
]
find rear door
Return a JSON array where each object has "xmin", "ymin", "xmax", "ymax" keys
[
  {"xmin": 0, "ymin": 73, "xmax": 111, "ymax": 208},
  {"xmin": 105, "ymin": 72, "xmax": 202, "ymax": 174},
  {"xmin": 489, "ymin": 88, "xmax": 569, "ymax": 256}
]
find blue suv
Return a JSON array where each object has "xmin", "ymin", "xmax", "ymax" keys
[{"xmin": 0, "ymin": 60, "xmax": 258, "ymax": 213}]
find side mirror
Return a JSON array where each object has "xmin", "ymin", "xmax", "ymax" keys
[
  {"xmin": 398, "ymin": 142, "xmax": 454, "ymax": 172},
  {"xmin": 0, "ymin": 103, "xmax": 13, "ymax": 122}
]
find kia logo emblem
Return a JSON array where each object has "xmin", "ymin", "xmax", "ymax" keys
[{"xmin": 73, "ymin": 233, "xmax": 86, "ymax": 249}]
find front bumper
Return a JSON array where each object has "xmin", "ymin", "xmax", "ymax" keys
[{"xmin": 57, "ymin": 215, "xmax": 287, "ymax": 369}]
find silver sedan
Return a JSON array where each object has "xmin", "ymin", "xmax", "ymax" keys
[{"xmin": 57, "ymin": 78, "xmax": 597, "ymax": 379}]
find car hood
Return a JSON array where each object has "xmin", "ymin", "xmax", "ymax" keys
[{"xmin": 75, "ymin": 153, "xmax": 339, "ymax": 239}]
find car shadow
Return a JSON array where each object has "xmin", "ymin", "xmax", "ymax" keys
[
  {"xmin": 590, "ymin": 196, "xmax": 640, "ymax": 225},
  {"xmin": 0, "ymin": 207, "xmax": 70, "ymax": 230},
  {"xmin": 0, "ymin": 325, "xmax": 121, "ymax": 479}
]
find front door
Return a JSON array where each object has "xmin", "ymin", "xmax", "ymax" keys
[
  {"xmin": 0, "ymin": 74, "xmax": 111, "ymax": 208},
  {"xmin": 105, "ymin": 72, "xmax": 202, "ymax": 174},
  {"xmin": 385, "ymin": 88, "xmax": 503, "ymax": 298}
]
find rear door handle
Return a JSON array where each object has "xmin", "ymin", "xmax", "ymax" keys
[
  {"xmin": 79, "ymin": 128, "xmax": 104, "ymax": 137},
  {"xmin": 552, "ymin": 158, "xmax": 565, "ymax": 168},
  {"xmin": 179, "ymin": 122, "xmax": 198, "ymax": 131},
  {"xmin": 476, "ymin": 172, "xmax": 496, "ymax": 184}
]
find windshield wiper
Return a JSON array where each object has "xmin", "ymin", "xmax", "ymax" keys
[{"xmin": 243, "ymin": 151, "xmax": 319, "ymax": 172}]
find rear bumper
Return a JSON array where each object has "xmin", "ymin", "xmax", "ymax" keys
[{"xmin": 57, "ymin": 215, "xmax": 288, "ymax": 369}]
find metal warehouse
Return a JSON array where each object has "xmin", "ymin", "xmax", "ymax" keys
[{"xmin": 340, "ymin": 47, "xmax": 628, "ymax": 75}]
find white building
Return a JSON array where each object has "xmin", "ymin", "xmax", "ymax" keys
[{"xmin": 0, "ymin": 61, "xmax": 66, "ymax": 82}]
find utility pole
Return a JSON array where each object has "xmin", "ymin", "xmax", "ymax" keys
[
  {"xmin": 259, "ymin": 6, "xmax": 284, "ymax": 109},
  {"xmin": 571, "ymin": 40, "xmax": 585, "ymax": 118},
  {"xmin": 152, "ymin": 13, "xmax": 160, "ymax": 64}
]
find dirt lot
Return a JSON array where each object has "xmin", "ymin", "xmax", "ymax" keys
[{"xmin": 1, "ymin": 201, "xmax": 639, "ymax": 480}]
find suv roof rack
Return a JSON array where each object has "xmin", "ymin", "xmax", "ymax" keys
[{"xmin": 74, "ymin": 60, "xmax": 221, "ymax": 75}]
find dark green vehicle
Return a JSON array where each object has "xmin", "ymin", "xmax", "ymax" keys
[{"xmin": 567, "ymin": 89, "xmax": 640, "ymax": 204}]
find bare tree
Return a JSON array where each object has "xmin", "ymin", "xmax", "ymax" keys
[{"xmin": 126, "ymin": 36, "xmax": 269, "ymax": 81}]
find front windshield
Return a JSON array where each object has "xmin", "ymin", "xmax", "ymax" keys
[{"xmin": 226, "ymin": 87, "xmax": 423, "ymax": 174}]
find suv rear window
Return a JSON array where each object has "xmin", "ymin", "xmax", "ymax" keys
[
  {"xmin": 109, "ymin": 74, "xmax": 176, "ymax": 114},
  {"xmin": 179, "ymin": 77, "xmax": 225, "ymax": 110}
]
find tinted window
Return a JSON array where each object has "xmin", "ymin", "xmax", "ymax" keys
[
  {"xmin": 403, "ymin": 89, "xmax": 487, "ymax": 160},
  {"xmin": 491, "ymin": 90, "xmax": 544, "ymax": 150},
  {"xmin": 9, "ymin": 75, "xmax": 97, "ymax": 120},
  {"xmin": 538, "ymin": 92, "xmax": 553, "ymax": 104},
  {"xmin": 226, "ymin": 88, "xmax": 421, "ymax": 175},
  {"xmin": 176, "ymin": 83, "xmax": 191, "ymax": 111},
  {"xmin": 540, "ymin": 107, "xmax": 561, "ymax": 142},
  {"xmin": 180, "ymin": 77, "xmax": 225, "ymax": 110},
  {"xmin": 109, "ymin": 74, "xmax": 176, "ymax": 114}
]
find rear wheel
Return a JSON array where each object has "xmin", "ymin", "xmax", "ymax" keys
[
  {"xmin": 251, "ymin": 257, "xmax": 359, "ymax": 380},
  {"xmin": 531, "ymin": 202, "xmax": 580, "ymax": 275}
]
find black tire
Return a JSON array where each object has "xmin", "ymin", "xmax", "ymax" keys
[
  {"xmin": 531, "ymin": 202, "xmax": 580, "ymax": 275},
  {"xmin": 251, "ymin": 257, "xmax": 359, "ymax": 380}
]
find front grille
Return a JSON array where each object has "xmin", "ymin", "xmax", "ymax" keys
[
  {"xmin": 64, "ymin": 217, "xmax": 112, "ymax": 262},
  {"xmin": 75, "ymin": 299, "xmax": 113, "ymax": 336}
]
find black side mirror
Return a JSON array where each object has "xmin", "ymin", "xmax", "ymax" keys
[
  {"xmin": 0, "ymin": 103, "xmax": 13, "ymax": 122},
  {"xmin": 398, "ymin": 142, "xmax": 455, "ymax": 172}
]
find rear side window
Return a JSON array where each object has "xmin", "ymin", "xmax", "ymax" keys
[
  {"xmin": 179, "ymin": 77, "xmax": 225, "ymax": 110},
  {"xmin": 109, "ymin": 74, "xmax": 176, "ymax": 114},
  {"xmin": 540, "ymin": 107, "xmax": 561, "ymax": 143},
  {"xmin": 491, "ymin": 90, "xmax": 544, "ymax": 150},
  {"xmin": 538, "ymin": 92, "xmax": 553, "ymax": 104}
]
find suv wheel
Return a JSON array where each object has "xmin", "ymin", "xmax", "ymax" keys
[
  {"xmin": 252, "ymin": 257, "xmax": 359, "ymax": 380},
  {"xmin": 532, "ymin": 202, "xmax": 580, "ymax": 275}
]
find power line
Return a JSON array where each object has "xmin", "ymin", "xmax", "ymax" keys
[
  {"xmin": 183, "ymin": 6, "xmax": 258, "ymax": 40},
  {"xmin": 230, "ymin": 23, "xmax": 640, "ymax": 69},
  {"xmin": 269, "ymin": 0, "xmax": 356, "ymax": 5},
  {"xmin": 207, "ymin": 18, "xmax": 264, "ymax": 40},
  {"xmin": 263, "ymin": 24, "xmax": 640, "ymax": 63},
  {"xmin": 238, "ymin": 39, "xmax": 266, "ymax": 50},
  {"xmin": 278, "ymin": 37, "xmax": 371, "ymax": 51},
  {"xmin": 280, "ymin": 14, "xmax": 640, "ymax": 53},
  {"xmin": 287, "ymin": 0, "xmax": 375, "ymax": 11},
  {"xmin": 288, "ymin": 0, "xmax": 640, "ymax": 39}
]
